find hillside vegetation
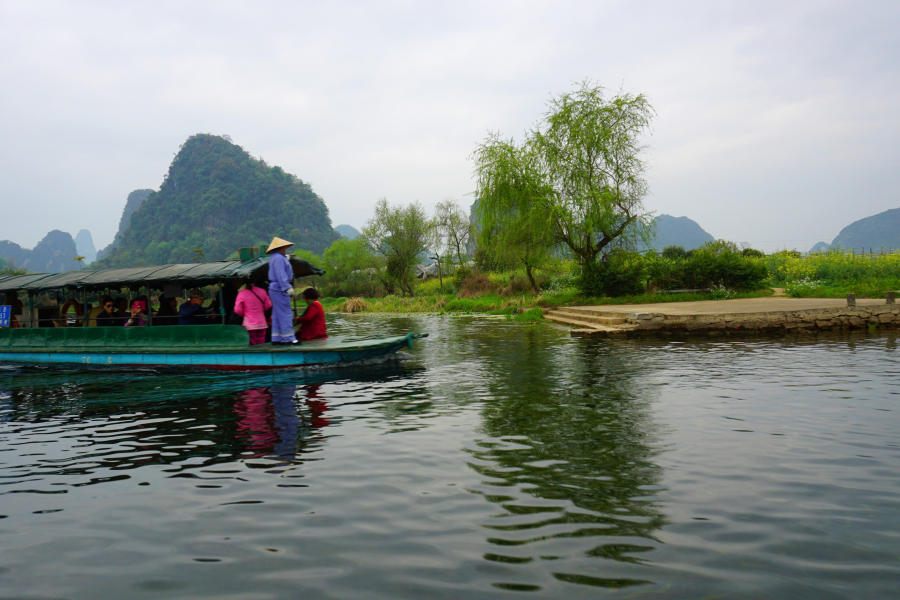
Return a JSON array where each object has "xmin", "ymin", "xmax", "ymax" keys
[
  {"xmin": 831, "ymin": 207, "xmax": 900, "ymax": 251},
  {"xmin": 96, "ymin": 134, "xmax": 340, "ymax": 267}
]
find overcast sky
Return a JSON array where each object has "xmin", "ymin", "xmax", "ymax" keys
[{"xmin": 1, "ymin": 0, "xmax": 897, "ymax": 252}]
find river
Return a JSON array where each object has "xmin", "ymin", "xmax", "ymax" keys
[{"xmin": 1, "ymin": 315, "xmax": 898, "ymax": 598}]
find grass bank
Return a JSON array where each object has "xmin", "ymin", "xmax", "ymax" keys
[{"xmin": 318, "ymin": 288, "xmax": 774, "ymax": 319}]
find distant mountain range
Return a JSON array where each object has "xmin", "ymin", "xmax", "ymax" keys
[{"xmin": 335, "ymin": 224, "xmax": 360, "ymax": 239}]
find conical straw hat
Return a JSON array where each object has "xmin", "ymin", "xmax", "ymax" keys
[{"xmin": 266, "ymin": 237, "xmax": 294, "ymax": 254}]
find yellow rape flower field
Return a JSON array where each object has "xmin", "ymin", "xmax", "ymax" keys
[{"xmin": 764, "ymin": 250, "xmax": 900, "ymax": 298}]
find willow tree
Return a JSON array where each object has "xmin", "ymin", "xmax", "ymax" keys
[
  {"xmin": 470, "ymin": 140, "xmax": 553, "ymax": 293},
  {"xmin": 472, "ymin": 80, "xmax": 655, "ymax": 272},
  {"xmin": 361, "ymin": 198, "xmax": 431, "ymax": 296}
]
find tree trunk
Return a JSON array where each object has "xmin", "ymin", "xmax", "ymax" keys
[{"xmin": 524, "ymin": 263, "xmax": 540, "ymax": 294}]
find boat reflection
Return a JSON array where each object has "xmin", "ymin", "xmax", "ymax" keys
[
  {"xmin": 235, "ymin": 384, "xmax": 331, "ymax": 459},
  {"xmin": 0, "ymin": 363, "xmax": 418, "ymax": 480}
]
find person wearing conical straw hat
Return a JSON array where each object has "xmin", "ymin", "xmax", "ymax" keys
[{"xmin": 266, "ymin": 237, "xmax": 299, "ymax": 345}]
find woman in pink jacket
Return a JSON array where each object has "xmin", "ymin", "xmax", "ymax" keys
[{"xmin": 233, "ymin": 280, "xmax": 273, "ymax": 345}]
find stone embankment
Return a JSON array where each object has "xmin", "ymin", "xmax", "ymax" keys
[{"xmin": 545, "ymin": 297, "xmax": 900, "ymax": 337}]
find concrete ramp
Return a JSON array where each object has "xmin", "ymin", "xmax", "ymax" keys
[{"xmin": 546, "ymin": 297, "xmax": 898, "ymax": 337}]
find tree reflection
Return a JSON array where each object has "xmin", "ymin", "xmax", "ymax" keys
[{"xmin": 467, "ymin": 333, "xmax": 667, "ymax": 588}]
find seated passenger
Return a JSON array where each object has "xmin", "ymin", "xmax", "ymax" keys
[
  {"xmin": 178, "ymin": 289, "xmax": 209, "ymax": 325},
  {"xmin": 154, "ymin": 296, "xmax": 179, "ymax": 326},
  {"xmin": 293, "ymin": 287, "xmax": 327, "ymax": 340},
  {"xmin": 125, "ymin": 299, "xmax": 147, "ymax": 327},
  {"xmin": 234, "ymin": 279, "xmax": 272, "ymax": 346},
  {"xmin": 113, "ymin": 296, "xmax": 131, "ymax": 325},
  {"xmin": 96, "ymin": 298, "xmax": 120, "ymax": 327},
  {"xmin": 87, "ymin": 296, "xmax": 110, "ymax": 327}
]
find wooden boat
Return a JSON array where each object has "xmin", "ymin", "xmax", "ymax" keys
[
  {"xmin": 0, "ymin": 326, "xmax": 425, "ymax": 371},
  {"xmin": 0, "ymin": 252, "xmax": 426, "ymax": 371}
]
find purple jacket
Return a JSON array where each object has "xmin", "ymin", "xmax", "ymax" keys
[{"xmin": 268, "ymin": 252, "xmax": 293, "ymax": 292}]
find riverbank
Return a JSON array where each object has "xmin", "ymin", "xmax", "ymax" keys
[{"xmin": 315, "ymin": 289, "xmax": 775, "ymax": 317}]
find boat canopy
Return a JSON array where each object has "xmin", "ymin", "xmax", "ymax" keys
[{"xmin": 0, "ymin": 256, "xmax": 324, "ymax": 292}]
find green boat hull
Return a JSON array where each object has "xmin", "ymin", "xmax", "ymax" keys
[{"xmin": 0, "ymin": 326, "xmax": 426, "ymax": 371}]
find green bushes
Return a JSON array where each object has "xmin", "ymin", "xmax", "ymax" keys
[
  {"xmin": 452, "ymin": 266, "xmax": 472, "ymax": 290},
  {"xmin": 646, "ymin": 242, "xmax": 768, "ymax": 292},
  {"xmin": 579, "ymin": 252, "xmax": 647, "ymax": 297},
  {"xmin": 661, "ymin": 245, "xmax": 688, "ymax": 259},
  {"xmin": 577, "ymin": 242, "xmax": 769, "ymax": 297},
  {"xmin": 679, "ymin": 246, "xmax": 768, "ymax": 290}
]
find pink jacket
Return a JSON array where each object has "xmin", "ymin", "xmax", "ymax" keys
[{"xmin": 234, "ymin": 286, "xmax": 272, "ymax": 330}]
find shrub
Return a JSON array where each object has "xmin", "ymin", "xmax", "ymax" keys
[
  {"xmin": 416, "ymin": 277, "xmax": 452, "ymax": 296},
  {"xmin": 645, "ymin": 255, "xmax": 686, "ymax": 291},
  {"xmin": 684, "ymin": 248, "xmax": 768, "ymax": 290},
  {"xmin": 661, "ymin": 245, "xmax": 688, "ymax": 260},
  {"xmin": 697, "ymin": 239, "xmax": 741, "ymax": 254},
  {"xmin": 543, "ymin": 271, "xmax": 579, "ymax": 292},
  {"xmin": 500, "ymin": 274, "xmax": 532, "ymax": 296},
  {"xmin": 457, "ymin": 272, "xmax": 498, "ymax": 298},
  {"xmin": 646, "ymin": 247, "xmax": 768, "ymax": 291},
  {"xmin": 336, "ymin": 297, "xmax": 369, "ymax": 313},
  {"xmin": 784, "ymin": 277, "xmax": 827, "ymax": 298},
  {"xmin": 742, "ymin": 248, "xmax": 765, "ymax": 258},
  {"xmin": 452, "ymin": 266, "xmax": 472, "ymax": 290},
  {"xmin": 579, "ymin": 252, "xmax": 646, "ymax": 297}
]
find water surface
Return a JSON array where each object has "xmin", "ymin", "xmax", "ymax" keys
[{"xmin": 1, "ymin": 316, "xmax": 898, "ymax": 598}]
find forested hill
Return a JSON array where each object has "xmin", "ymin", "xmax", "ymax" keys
[
  {"xmin": 96, "ymin": 134, "xmax": 341, "ymax": 268},
  {"xmin": 831, "ymin": 207, "xmax": 900, "ymax": 251}
]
